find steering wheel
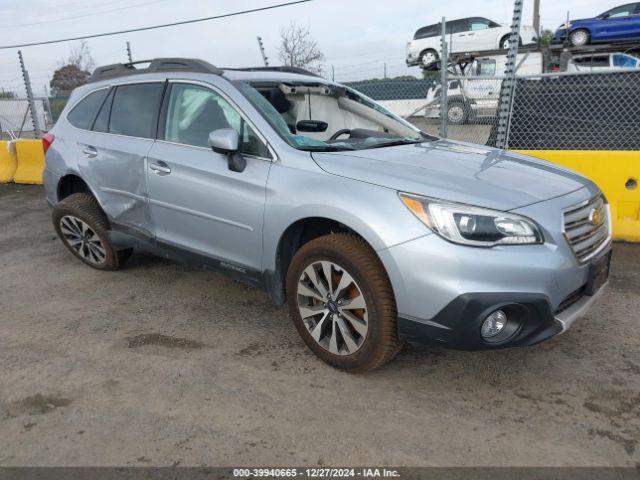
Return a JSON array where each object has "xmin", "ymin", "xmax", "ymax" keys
[{"xmin": 329, "ymin": 129, "xmax": 351, "ymax": 141}]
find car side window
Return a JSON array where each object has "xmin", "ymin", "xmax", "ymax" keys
[
  {"xmin": 164, "ymin": 83, "xmax": 270, "ymax": 158},
  {"xmin": 605, "ymin": 4, "xmax": 635, "ymax": 17},
  {"xmin": 92, "ymin": 88, "xmax": 114, "ymax": 133},
  {"xmin": 469, "ymin": 18, "xmax": 491, "ymax": 31},
  {"xmin": 109, "ymin": 83, "xmax": 164, "ymax": 139},
  {"xmin": 613, "ymin": 54, "xmax": 638, "ymax": 68},
  {"xmin": 415, "ymin": 25, "xmax": 438, "ymax": 39},
  {"xmin": 447, "ymin": 20, "xmax": 467, "ymax": 35},
  {"xmin": 67, "ymin": 89, "xmax": 109, "ymax": 130},
  {"xmin": 476, "ymin": 58, "xmax": 497, "ymax": 76}
]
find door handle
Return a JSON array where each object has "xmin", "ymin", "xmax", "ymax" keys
[
  {"xmin": 81, "ymin": 146, "xmax": 97, "ymax": 158},
  {"xmin": 149, "ymin": 162, "xmax": 171, "ymax": 174}
]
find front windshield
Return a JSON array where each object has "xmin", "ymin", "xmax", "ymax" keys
[{"xmin": 235, "ymin": 80, "xmax": 435, "ymax": 151}]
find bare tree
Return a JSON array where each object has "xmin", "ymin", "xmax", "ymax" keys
[
  {"xmin": 50, "ymin": 41, "xmax": 95, "ymax": 95},
  {"xmin": 66, "ymin": 40, "xmax": 96, "ymax": 72},
  {"xmin": 278, "ymin": 22, "xmax": 324, "ymax": 74}
]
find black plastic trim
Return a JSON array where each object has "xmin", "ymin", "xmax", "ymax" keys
[{"xmin": 398, "ymin": 292, "xmax": 562, "ymax": 350}]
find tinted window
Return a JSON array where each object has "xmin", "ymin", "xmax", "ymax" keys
[
  {"xmin": 574, "ymin": 56, "xmax": 609, "ymax": 67},
  {"xmin": 109, "ymin": 83, "xmax": 163, "ymax": 138},
  {"xmin": 414, "ymin": 24, "xmax": 439, "ymax": 39},
  {"xmin": 67, "ymin": 89, "xmax": 109, "ymax": 130},
  {"xmin": 447, "ymin": 20, "xmax": 468, "ymax": 34},
  {"xmin": 92, "ymin": 88, "xmax": 114, "ymax": 133},
  {"xmin": 164, "ymin": 83, "xmax": 270, "ymax": 158}
]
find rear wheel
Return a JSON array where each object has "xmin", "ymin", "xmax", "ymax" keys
[
  {"xmin": 569, "ymin": 29, "xmax": 590, "ymax": 47},
  {"xmin": 500, "ymin": 35, "xmax": 522, "ymax": 50},
  {"xmin": 53, "ymin": 193, "xmax": 132, "ymax": 271},
  {"xmin": 286, "ymin": 234, "xmax": 402, "ymax": 372}
]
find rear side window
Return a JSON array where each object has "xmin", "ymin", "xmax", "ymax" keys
[
  {"xmin": 92, "ymin": 88, "xmax": 114, "ymax": 133},
  {"xmin": 414, "ymin": 25, "xmax": 438, "ymax": 39},
  {"xmin": 612, "ymin": 54, "xmax": 638, "ymax": 68},
  {"xmin": 109, "ymin": 83, "xmax": 164, "ymax": 139},
  {"xmin": 67, "ymin": 89, "xmax": 109, "ymax": 130}
]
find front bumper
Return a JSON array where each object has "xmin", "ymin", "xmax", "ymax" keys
[{"xmin": 378, "ymin": 187, "xmax": 610, "ymax": 350}]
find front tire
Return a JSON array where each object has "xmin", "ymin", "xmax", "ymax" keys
[
  {"xmin": 500, "ymin": 35, "xmax": 523, "ymax": 50},
  {"xmin": 447, "ymin": 102, "xmax": 468, "ymax": 125},
  {"xmin": 286, "ymin": 234, "xmax": 402, "ymax": 372},
  {"xmin": 420, "ymin": 49, "xmax": 439, "ymax": 68},
  {"xmin": 569, "ymin": 29, "xmax": 590, "ymax": 47},
  {"xmin": 52, "ymin": 193, "xmax": 132, "ymax": 271}
]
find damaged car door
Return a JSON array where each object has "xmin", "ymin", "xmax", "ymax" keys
[{"xmin": 77, "ymin": 82, "xmax": 164, "ymax": 235}]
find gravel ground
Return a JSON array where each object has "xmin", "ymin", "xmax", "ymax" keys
[{"xmin": 0, "ymin": 183, "xmax": 638, "ymax": 467}]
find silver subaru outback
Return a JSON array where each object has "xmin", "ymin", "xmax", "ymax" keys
[{"xmin": 43, "ymin": 58, "xmax": 612, "ymax": 372}]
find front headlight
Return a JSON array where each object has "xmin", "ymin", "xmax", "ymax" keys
[{"xmin": 400, "ymin": 193, "xmax": 543, "ymax": 247}]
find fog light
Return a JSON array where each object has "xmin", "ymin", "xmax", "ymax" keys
[{"xmin": 481, "ymin": 310, "xmax": 507, "ymax": 339}]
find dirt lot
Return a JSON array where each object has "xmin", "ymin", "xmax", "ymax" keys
[{"xmin": 1, "ymin": 183, "xmax": 639, "ymax": 467}]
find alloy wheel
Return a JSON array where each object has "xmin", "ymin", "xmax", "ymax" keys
[
  {"xmin": 59, "ymin": 215, "xmax": 107, "ymax": 265},
  {"xmin": 296, "ymin": 260, "xmax": 369, "ymax": 356},
  {"xmin": 422, "ymin": 52, "xmax": 437, "ymax": 67},
  {"xmin": 570, "ymin": 30, "xmax": 588, "ymax": 46}
]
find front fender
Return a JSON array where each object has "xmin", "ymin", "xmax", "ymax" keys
[{"xmin": 261, "ymin": 161, "xmax": 431, "ymax": 273}]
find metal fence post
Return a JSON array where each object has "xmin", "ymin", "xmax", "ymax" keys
[
  {"xmin": 439, "ymin": 17, "xmax": 448, "ymax": 138},
  {"xmin": 18, "ymin": 50, "xmax": 42, "ymax": 138},
  {"xmin": 495, "ymin": 0, "xmax": 523, "ymax": 149}
]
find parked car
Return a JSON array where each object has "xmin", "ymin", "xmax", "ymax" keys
[
  {"xmin": 567, "ymin": 52, "xmax": 640, "ymax": 71},
  {"xmin": 553, "ymin": 2, "xmax": 640, "ymax": 46},
  {"xmin": 406, "ymin": 17, "xmax": 538, "ymax": 68},
  {"xmin": 424, "ymin": 52, "xmax": 544, "ymax": 124},
  {"xmin": 44, "ymin": 58, "xmax": 611, "ymax": 372}
]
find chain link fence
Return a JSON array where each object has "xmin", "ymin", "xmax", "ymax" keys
[
  {"xmin": 345, "ymin": 69, "xmax": 640, "ymax": 151},
  {"xmin": 0, "ymin": 97, "xmax": 51, "ymax": 140}
]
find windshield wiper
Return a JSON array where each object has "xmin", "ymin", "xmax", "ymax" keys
[
  {"xmin": 301, "ymin": 145, "xmax": 355, "ymax": 152},
  {"xmin": 362, "ymin": 139, "xmax": 424, "ymax": 150}
]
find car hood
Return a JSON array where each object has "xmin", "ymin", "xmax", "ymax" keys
[{"xmin": 311, "ymin": 140, "xmax": 589, "ymax": 211}]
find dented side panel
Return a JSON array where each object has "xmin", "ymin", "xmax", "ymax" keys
[{"xmin": 76, "ymin": 128, "xmax": 154, "ymax": 236}]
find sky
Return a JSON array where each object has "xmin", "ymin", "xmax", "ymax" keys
[{"xmin": 0, "ymin": 0, "xmax": 625, "ymax": 96}]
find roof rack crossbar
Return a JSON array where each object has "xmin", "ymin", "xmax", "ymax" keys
[{"xmin": 88, "ymin": 58, "xmax": 223, "ymax": 83}]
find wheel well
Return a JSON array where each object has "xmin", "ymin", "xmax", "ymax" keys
[
  {"xmin": 274, "ymin": 218, "xmax": 372, "ymax": 303},
  {"xmin": 57, "ymin": 174, "xmax": 91, "ymax": 201},
  {"xmin": 420, "ymin": 48, "xmax": 438, "ymax": 57}
]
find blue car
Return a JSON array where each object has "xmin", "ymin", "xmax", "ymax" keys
[{"xmin": 553, "ymin": 2, "xmax": 640, "ymax": 46}]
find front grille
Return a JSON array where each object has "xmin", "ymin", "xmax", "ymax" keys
[{"xmin": 563, "ymin": 195, "xmax": 610, "ymax": 263}]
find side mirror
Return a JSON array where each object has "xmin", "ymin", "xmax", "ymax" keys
[
  {"xmin": 599, "ymin": 13, "xmax": 610, "ymax": 19},
  {"xmin": 296, "ymin": 120, "xmax": 328, "ymax": 133},
  {"xmin": 208, "ymin": 129, "xmax": 246, "ymax": 173},
  {"xmin": 208, "ymin": 128, "xmax": 239, "ymax": 154}
]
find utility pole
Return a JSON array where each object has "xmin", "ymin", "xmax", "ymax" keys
[
  {"xmin": 495, "ymin": 0, "xmax": 523, "ymax": 149},
  {"xmin": 126, "ymin": 41, "xmax": 133, "ymax": 63},
  {"xmin": 257, "ymin": 36, "xmax": 269, "ymax": 67},
  {"xmin": 18, "ymin": 50, "xmax": 42, "ymax": 138},
  {"xmin": 533, "ymin": 0, "xmax": 540, "ymax": 37},
  {"xmin": 331, "ymin": 65, "xmax": 335, "ymax": 81},
  {"xmin": 383, "ymin": 63, "xmax": 387, "ymax": 79},
  {"xmin": 439, "ymin": 17, "xmax": 448, "ymax": 138}
]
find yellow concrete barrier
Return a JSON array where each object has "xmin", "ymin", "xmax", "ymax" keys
[
  {"xmin": 516, "ymin": 150, "xmax": 640, "ymax": 243},
  {"xmin": 0, "ymin": 140, "xmax": 18, "ymax": 183},
  {"xmin": 13, "ymin": 139, "xmax": 45, "ymax": 185}
]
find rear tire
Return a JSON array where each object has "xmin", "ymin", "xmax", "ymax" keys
[
  {"xmin": 286, "ymin": 234, "xmax": 402, "ymax": 373},
  {"xmin": 569, "ymin": 29, "xmax": 590, "ymax": 47},
  {"xmin": 52, "ymin": 193, "xmax": 132, "ymax": 271}
]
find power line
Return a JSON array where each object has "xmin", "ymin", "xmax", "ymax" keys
[
  {"xmin": 0, "ymin": 0, "xmax": 171, "ymax": 29},
  {"xmin": 0, "ymin": 0, "xmax": 314, "ymax": 50}
]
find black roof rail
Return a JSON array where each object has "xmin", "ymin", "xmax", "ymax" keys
[
  {"xmin": 224, "ymin": 66, "xmax": 322, "ymax": 77},
  {"xmin": 88, "ymin": 58, "xmax": 223, "ymax": 83}
]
